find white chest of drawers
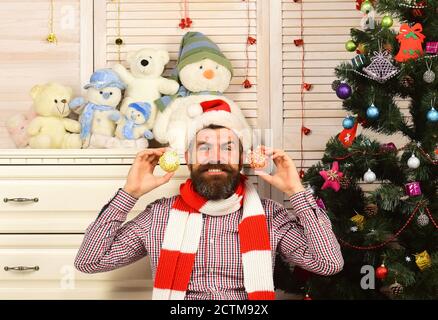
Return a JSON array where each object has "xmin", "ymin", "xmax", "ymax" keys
[{"xmin": 0, "ymin": 149, "xmax": 189, "ymax": 300}]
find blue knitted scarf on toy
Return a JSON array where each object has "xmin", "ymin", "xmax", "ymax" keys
[
  {"xmin": 154, "ymin": 85, "xmax": 223, "ymax": 112},
  {"xmin": 122, "ymin": 119, "xmax": 141, "ymax": 140},
  {"xmin": 80, "ymin": 103, "xmax": 114, "ymax": 140}
]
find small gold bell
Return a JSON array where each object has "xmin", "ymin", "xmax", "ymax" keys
[{"xmin": 46, "ymin": 32, "xmax": 57, "ymax": 44}]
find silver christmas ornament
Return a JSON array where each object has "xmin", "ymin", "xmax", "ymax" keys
[
  {"xmin": 423, "ymin": 70, "xmax": 435, "ymax": 83},
  {"xmin": 417, "ymin": 213, "xmax": 430, "ymax": 227},
  {"xmin": 363, "ymin": 168, "xmax": 376, "ymax": 183},
  {"xmin": 407, "ymin": 153, "xmax": 420, "ymax": 169},
  {"xmin": 363, "ymin": 50, "xmax": 399, "ymax": 83},
  {"xmin": 423, "ymin": 60, "xmax": 435, "ymax": 84}
]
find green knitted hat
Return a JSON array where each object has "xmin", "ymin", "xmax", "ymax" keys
[{"xmin": 171, "ymin": 32, "xmax": 233, "ymax": 80}]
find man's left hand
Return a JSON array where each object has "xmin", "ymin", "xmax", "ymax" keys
[{"xmin": 254, "ymin": 147, "xmax": 305, "ymax": 197}]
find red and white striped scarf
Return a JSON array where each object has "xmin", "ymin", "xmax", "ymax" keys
[{"xmin": 152, "ymin": 175, "xmax": 275, "ymax": 300}]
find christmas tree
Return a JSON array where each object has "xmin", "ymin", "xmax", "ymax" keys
[{"xmin": 274, "ymin": 0, "xmax": 437, "ymax": 299}]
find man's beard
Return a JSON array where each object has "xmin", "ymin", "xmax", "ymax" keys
[{"xmin": 189, "ymin": 163, "xmax": 242, "ymax": 200}]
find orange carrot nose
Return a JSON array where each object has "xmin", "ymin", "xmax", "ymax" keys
[{"xmin": 203, "ymin": 69, "xmax": 215, "ymax": 79}]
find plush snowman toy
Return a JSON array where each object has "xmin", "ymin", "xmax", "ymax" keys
[
  {"xmin": 69, "ymin": 69, "xmax": 125, "ymax": 148},
  {"xmin": 153, "ymin": 32, "xmax": 251, "ymax": 153}
]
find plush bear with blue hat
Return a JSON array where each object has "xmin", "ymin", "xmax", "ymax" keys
[
  {"xmin": 69, "ymin": 68, "xmax": 125, "ymax": 148},
  {"xmin": 109, "ymin": 102, "xmax": 154, "ymax": 148}
]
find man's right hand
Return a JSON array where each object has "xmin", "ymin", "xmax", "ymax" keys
[{"xmin": 123, "ymin": 148, "xmax": 175, "ymax": 199}]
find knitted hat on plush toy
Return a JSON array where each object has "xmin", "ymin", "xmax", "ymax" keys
[{"xmin": 170, "ymin": 32, "xmax": 233, "ymax": 81}]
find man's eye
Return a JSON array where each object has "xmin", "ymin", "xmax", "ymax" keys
[
  {"xmin": 222, "ymin": 145, "xmax": 233, "ymax": 151},
  {"xmin": 199, "ymin": 145, "xmax": 209, "ymax": 151}
]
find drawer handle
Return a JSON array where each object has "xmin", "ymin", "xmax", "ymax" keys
[
  {"xmin": 3, "ymin": 197, "xmax": 39, "ymax": 203},
  {"xmin": 4, "ymin": 266, "xmax": 40, "ymax": 271}
]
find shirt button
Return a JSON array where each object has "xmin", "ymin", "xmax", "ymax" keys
[
  {"xmin": 209, "ymin": 268, "xmax": 214, "ymax": 273},
  {"xmin": 318, "ymin": 219, "xmax": 325, "ymax": 226},
  {"xmin": 209, "ymin": 238, "xmax": 214, "ymax": 244}
]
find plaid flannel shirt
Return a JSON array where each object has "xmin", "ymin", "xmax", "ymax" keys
[{"xmin": 75, "ymin": 188, "xmax": 343, "ymax": 300}]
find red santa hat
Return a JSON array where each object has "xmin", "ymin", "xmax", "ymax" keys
[{"xmin": 186, "ymin": 99, "xmax": 252, "ymax": 151}]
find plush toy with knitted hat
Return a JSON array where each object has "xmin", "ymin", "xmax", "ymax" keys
[
  {"xmin": 69, "ymin": 69, "xmax": 125, "ymax": 148},
  {"xmin": 153, "ymin": 31, "xmax": 251, "ymax": 153},
  {"xmin": 106, "ymin": 102, "xmax": 154, "ymax": 149}
]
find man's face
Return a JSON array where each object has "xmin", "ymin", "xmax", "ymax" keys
[{"xmin": 186, "ymin": 128, "xmax": 243, "ymax": 200}]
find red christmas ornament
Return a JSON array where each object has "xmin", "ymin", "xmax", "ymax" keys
[
  {"xmin": 299, "ymin": 169, "xmax": 305, "ymax": 179},
  {"xmin": 185, "ymin": 17, "xmax": 193, "ymax": 28},
  {"xmin": 302, "ymin": 83, "xmax": 312, "ymax": 91},
  {"xmin": 179, "ymin": 18, "xmax": 187, "ymax": 29},
  {"xmin": 319, "ymin": 161, "xmax": 343, "ymax": 192},
  {"xmin": 294, "ymin": 39, "xmax": 304, "ymax": 46},
  {"xmin": 375, "ymin": 264, "xmax": 388, "ymax": 280},
  {"xmin": 338, "ymin": 119, "xmax": 358, "ymax": 147},
  {"xmin": 412, "ymin": 1, "xmax": 425, "ymax": 17},
  {"xmin": 356, "ymin": 0, "xmax": 365, "ymax": 10},
  {"xmin": 302, "ymin": 126, "xmax": 311, "ymax": 135},
  {"xmin": 247, "ymin": 36, "xmax": 257, "ymax": 45},
  {"xmin": 303, "ymin": 293, "xmax": 312, "ymax": 300},
  {"xmin": 395, "ymin": 23, "xmax": 425, "ymax": 62},
  {"xmin": 243, "ymin": 79, "xmax": 252, "ymax": 88}
]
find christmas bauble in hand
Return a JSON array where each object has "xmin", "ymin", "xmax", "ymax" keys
[{"xmin": 159, "ymin": 150, "xmax": 180, "ymax": 172}]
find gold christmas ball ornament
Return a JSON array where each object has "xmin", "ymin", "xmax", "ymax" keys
[
  {"xmin": 415, "ymin": 250, "xmax": 432, "ymax": 271},
  {"xmin": 350, "ymin": 213, "xmax": 365, "ymax": 230},
  {"xmin": 159, "ymin": 150, "xmax": 180, "ymax": 173},
  {"xmin": 46, "ymin": 32, "xmax": 58, "ymax": 44}
]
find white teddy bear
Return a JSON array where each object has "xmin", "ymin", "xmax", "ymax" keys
[
  {"xmin": 153, "ymin": 32, "xmax": 251, "ymax": 153},
  {"xmin": 112, "ymin": 48, "xmax": 180, "ymax": 130},
  {"xmin": 69, "ymin": 69, "xmax": 125, "ymax": 148},
  {"xmin": 27, "ymin": 82, "xmax": 82, "ymax": 149}
]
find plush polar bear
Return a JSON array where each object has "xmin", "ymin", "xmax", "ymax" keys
[
  {"xmin": 27, "ymin": 83, "xmax": 82, "ymax": 149},
  {"xmin": 112, "ymin": 48, "xmax": 180, "ymax": 130},
  {"xmin": 153, "ymin": 32, "xmax": 251, "ymax": 153},
  {"xmin": 69, "ymin": 69, "xmax": 125, "ymax": 148}
]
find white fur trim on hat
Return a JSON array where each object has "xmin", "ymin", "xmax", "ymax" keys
[
  {"xmin": 186, "ymin": 110, "xmax": 252, "ymax": 151},
  {"xmin": 187, "ymin": 104, "xmax": 203, "ymax": 118}
]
